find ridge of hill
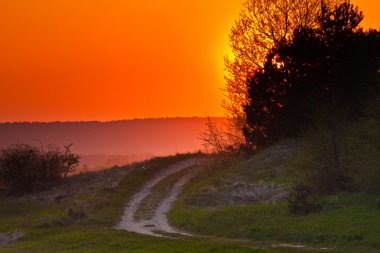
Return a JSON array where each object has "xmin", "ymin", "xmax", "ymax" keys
[{"xmin": 0, "ymin": 117, "xmax": 226, "ymax": 171}]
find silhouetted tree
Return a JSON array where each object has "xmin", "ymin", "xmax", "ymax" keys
[
  {"xmin": 224, "ymin": 0, "xmax": 343, "ymax": 143},
  {"xmin": 244, "ymin": 1, "xmax": 380, "ymax": 147},
  {"xmin": 200, "ymin": 117, "xmax": 229, "ymax": 153},
  {"xmin": 62, "ymin": 144, "xmax": 80, "ymax": 178}
]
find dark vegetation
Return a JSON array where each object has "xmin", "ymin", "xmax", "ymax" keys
[
  {"xmin": 200, "ymin": 0, "xmax": 380, "ymax": 218},
  {"xmin": 243, "ymin": 1, "xmax": 379, "ymax": 148},
  {"xmin": 235, "ymin": 1, "xmax": 380, "ymax": 214},
  {"xmin": 0, "ymin": 144, "xmax": 79, "ymax": 195},
  {"xmin": 194, "ymin": 3, "xmax": 380, "ymax": 249}
]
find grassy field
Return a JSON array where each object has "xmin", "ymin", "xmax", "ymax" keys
[
  {"xmin": 3, "ymin": 227, "xmax": 359, "ymax": 253},
  {"xmin": 0, "ymin": 228, "xmax": 256, "ymax": 253},
  {"xmin": 170, "ymin": 194, "xmax": 380, "ymax": 247},
  {"xmin": 0, "ymin": 153, "xmax": 312, "ymax": 253},
  {"xmin": 0, "ymin": 154, "xmax": 196, "ymax": 231},
  {"xmin": 168, "ymin": 144, "xmax": 380, "ymax": 252},
  {"xmin": 2, "ymin": 151, "xmax": 380, "ymax": 252}
]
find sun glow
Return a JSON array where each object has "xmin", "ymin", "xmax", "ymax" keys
[{"xmin": 0, "ymin": 0, "xmax": 378, "ymax": 122}]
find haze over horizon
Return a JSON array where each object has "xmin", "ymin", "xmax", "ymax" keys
[
  {"xmin": 0, "ymin": 118, "xmax": 227, "ymax": 170},
  {"xmin": 0, "ymin": 116, "xmax": 222, "ymax": 124},
  {"xmin": 0, "ymin": 0, "xmax": 378, "ymax": 123}
]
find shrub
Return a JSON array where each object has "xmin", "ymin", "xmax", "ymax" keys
[
  {"xmin": 288, "ymin": 184, "xmax": 322, "ymax": 215},
  {"xmin": 291, "ymin": 109, "xmax": 355, "ymax": 194},
  {"xmin": 0, "ymin": 143, "xmax": 79, "ymax": 195},
  {"xmin": 289, "ymin": 108, "xmax": 380, "ymax": 196},
  {"xmin": 345, "ymin": 121, "xmax": 380, "ymax": 194}
]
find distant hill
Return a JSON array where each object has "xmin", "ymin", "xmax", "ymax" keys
[{"xmin": 0, "ymin": 117, "xmax": 226, "ymax": 171}]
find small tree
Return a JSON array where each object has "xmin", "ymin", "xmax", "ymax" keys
[
  {"xmin": 199, "ymin": 117, "xmax": 229, "ymax": 153},
  {"xmin": 61, "ymin": 144, "xmax": 79, "ymax": 178}
]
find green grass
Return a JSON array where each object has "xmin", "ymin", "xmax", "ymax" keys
[
  {"xmin": 230, "ymin": 141, "xmax": 298, "ymax": 184},
  {"xmin": 0, "ymin": 153, "xmax": 197, "ymax": 231},
  {"xmin": 2, "ymin": 228, "xmax": 371, "ymax": 253},
  {"xmin": 2, "ymin": 151, "xmax": 379, "ymax": 252},
  {"xmin": 0, "ymin": 152, "xmax": 332, "ymax": 253},
  {"xmin": 170, "ymin": 193, "xmax": 380, "ymax": 246},
  {"xmin": 177, "ymin": 154, "xmax": 243, "ymax": 204},
  {"xmin": 166, "ymin": 145, "xmax": 294, "ymax": 210},
  {"xmin": 77, "ymin": 153, "xmax": 199, "ymax": 227},
  {"xmin": 0, "ymin": 228, "xmax": 259, "ymax": 253},
  {"xmin": 167, "ymin": 144, "xmax": 380, "ymax": 252}
]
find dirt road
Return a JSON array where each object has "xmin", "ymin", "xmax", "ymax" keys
[{"xmin": 115, "ymin": 159, "xmax": 198, "ymax": 237}]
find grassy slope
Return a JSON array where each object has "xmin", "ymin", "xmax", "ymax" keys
[
  {"xmin": 0, "ymin": 153, "xmax": 319, "ymax": 253},
  {"xmin": 170, "ymin": 194, "xmax": 380, "ymax": 247},
  {"xmin": 0, "ymin": 228, "xmax": 259, "ymax": 253},
  {"xmin": 0, "ymin": 154, "xmax": 197, "ymax": 231},
  {"xmin": 2, "ymin": 151, "xmax": 379, "ymax": 252},
  {"xmin": 168, "ymin": 144, "xmax": 380, "ymax": 252}
]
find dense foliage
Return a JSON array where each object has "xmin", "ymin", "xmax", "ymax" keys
[
  {"xmin": 235, "ymin": 1, "xmax": 380, "ymax": 214},
  {"xmin": 243, "ymin": 1, "xmax": 380, "ymax": 148},
  {"xmin": 224, "ymin": 0, "xmax": 342, "ymax": 144},
  {"xmin": 0, "ymin": 143, "xmax": 79, "ymax": 195}
]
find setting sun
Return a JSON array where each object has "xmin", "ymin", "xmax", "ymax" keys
[
  {"xmin": 0, "ymin": 0, "xmax": 243, "ymax": 122},
  {"xmin": 0, "ymin": 0, "xmax": 378, "ymax": 122}
]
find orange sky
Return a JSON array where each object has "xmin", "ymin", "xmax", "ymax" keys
[{"xmin": 0, "ymin": 0, "xmax": 378, "ymax": 122}]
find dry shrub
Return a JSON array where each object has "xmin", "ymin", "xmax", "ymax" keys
[{"xmin": 0, "ymin": 143, "xmax": 79, "ymax": 195}]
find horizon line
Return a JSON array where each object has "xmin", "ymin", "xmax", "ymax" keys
[{"xmin": 0, "ymin": 116, "xmax": 227, "ymax": 124}]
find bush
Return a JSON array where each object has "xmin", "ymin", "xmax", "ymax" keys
[
  {"xmin": 345, "ymin": 120, "xmax": 380, "ymax": 194},
  {"xmin": 291, "ymin": 110, "xmax": 354, "ymax": 194},
  {"xmin": 290, "ymin": 108, "xmax": 380, "ymax": 196},
  {"xmin": 0, "ymin": 143, "xmax": 79, "ymax": 195},
  {"xmin": 288, "ymin": 184, "xmax": 322, "ymax": 215}
]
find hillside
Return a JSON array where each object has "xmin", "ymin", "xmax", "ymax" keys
[
  {"xmin": 2, "ymin": 151, "xmax": 379, "ymax": 252},
  {"xmin": 0, "ymin": 154, "xmax": 264, "ymax": 253}
]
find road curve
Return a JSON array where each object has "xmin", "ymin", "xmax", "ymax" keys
[{"xmin": 115, "ymin": 159, "xmax": 198, "ymax": 237}]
